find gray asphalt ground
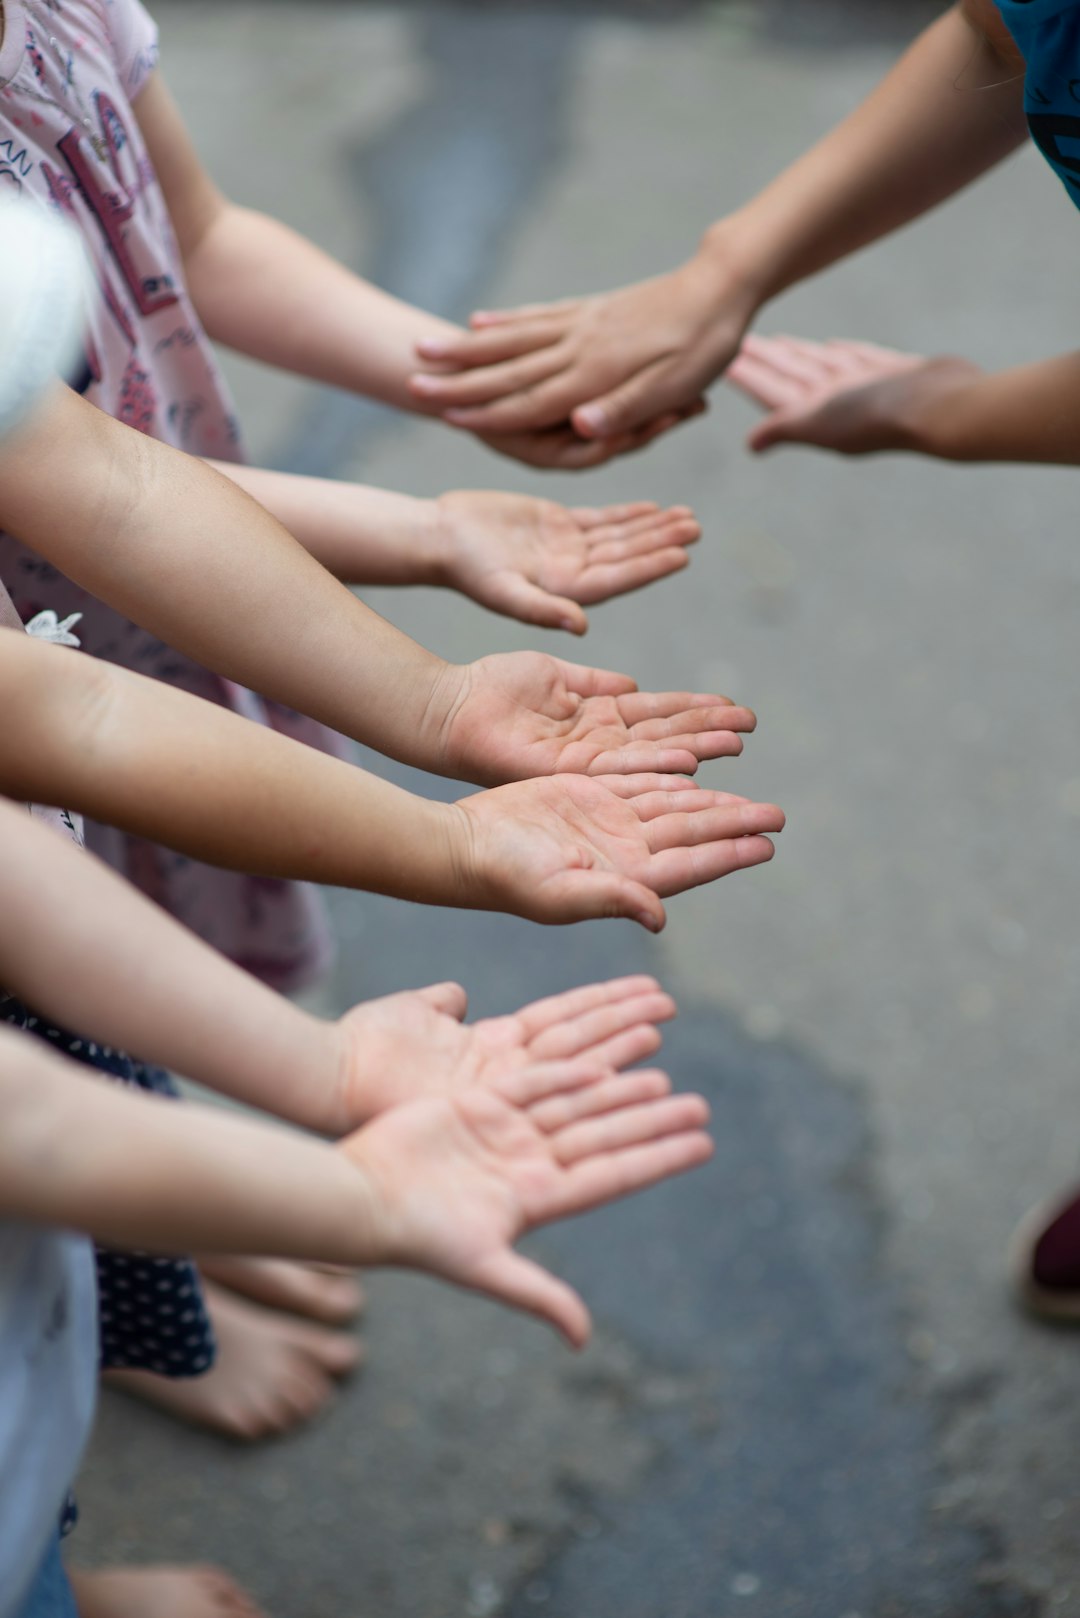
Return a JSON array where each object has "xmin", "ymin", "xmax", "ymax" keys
[{"xmin": 76, "ymin": 3, "xmax": 1080, "ymax": 1614}]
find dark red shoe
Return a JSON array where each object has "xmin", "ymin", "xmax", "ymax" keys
[{"xmin": 1011, "ymin": 1183, "xmax": 1080, "ymax": 1319}]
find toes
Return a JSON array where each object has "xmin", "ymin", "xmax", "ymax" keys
[{"xmin": 298, "ymin": 1324, "xmax": 365, "ymax": 1380}]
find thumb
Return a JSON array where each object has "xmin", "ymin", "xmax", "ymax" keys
[
  {"xmin": 571, "ymin": 364, "xmax": 677, "ymax": 439},
  {"xmin": 487, "ymin": 573, "xmax": 589, "ymax": 635},
  {"xmin": 471, "ymin": 1250, "xmax": 592, "ymax": 1348},
  {"xmin": 545, "ymin": 871, "xmax": 666, "ymax": 934},
  {"xmin": 419, "ymin": 981, "xmax": 469, "ymax": 1019},
  {"xmin": 746, "ymin": 410, "xmax": 802, "ymax": 455}
]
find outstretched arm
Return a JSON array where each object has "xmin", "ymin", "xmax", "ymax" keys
[
  {"xmin": 0, "ymin": 1026, "xmax": 710, "ymax": 1346},
  {"xmin": 0, "ymin": 386, "xmax": 750, "ymax": 785},
  {"xmin": 0, "ymin": 1025, "xmax": 374, "ymax": 1263},
  {"xmin": 0, "ymin": 787, "xmax": 689, "ymax": 1136},
  {"xmin": 410, "ymin": 1, "xmax": 1027, "ymax": 442},
  {"xmin": 207, "ymin": 466, "xmax": 700, "ymax": 634},
  {"xmin": 139, "ymin": 73, "xmax": 679, "ymax": 470},
  {"xmin": 0, "ymin": 631, "xmax": 783, "ymax": 938},
  {"xmin": 727, "ymin": 334, "xmax": 1080, "ymax": 465}
]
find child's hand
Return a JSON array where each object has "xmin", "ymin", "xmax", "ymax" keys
[
  {"xmin": 727, "ymin": 335, "xmax": 984, "ymax": 457},
  {"xmin": 409, "ymin": 254, "xmax": 750, "ymax": 445},
  {"xmin": 453, "ymin": 773, "xmax": 784, "ymax": 931},
  {"xmin": 472, "ymin": 400, "xmax": 709, "ymax": 471},
  {"xmin": 333, "ymin": 976, "xmax": 676, "ymax": 1129},
  {"xmin": 428, "ymin": 652, "xmax": 756, "ymax": 786},
  {"xmin": 341, "ymin": 1059, "xmax": 712, "ymax": 1345},
  {"xmin": 435, "ymin": 491, "xmax": 700, "ymax": 634}
]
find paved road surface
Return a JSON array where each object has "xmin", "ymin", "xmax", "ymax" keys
[{"xmin": 79, "ymin": 4, "xmax": 1080, "ymax": 1614}]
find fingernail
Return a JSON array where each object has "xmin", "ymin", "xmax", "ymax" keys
[
  {"xmin": 410, "ymin": 374, "xmax": 440, "ymax": 393},
  {"xmin": 418, "ymin": 340, "xmax": 448, "ymax": 358},
  {"xmin": 637, "ymin": 912, "xmax": 661, "ymax": 933},
  {"xmin": 575, "ymin": 405, "xmax": 607, "ymax": 434}
]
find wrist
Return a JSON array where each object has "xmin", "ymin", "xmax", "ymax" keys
[
  {"xmin": 886, "ymin": 359, "xmax": 988, "ymax": 461},
  {"xmin": 403, "ymin": 496, "xmax": 451, "ymax": 585},
  {"xmin": 325, "ymin": 1142, "xmax": 396, "ymax": 1267},
  {"xmin": 430, "ymin": 493, "xmax": 473, "ymax": 589},
  {"xmin": 695, "ymin": 214, "xmax": 775, "ymax": 323},
  {"xmin": 334, "ymin": 1129, "xmax": 414, "ymax": 1269},
  {"xmin": 410, "ymin": 659, "xmax": 480, "ymax": 782}
]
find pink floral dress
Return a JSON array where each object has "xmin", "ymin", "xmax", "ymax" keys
[{"xmin": 0, "ymin": 0, "xmax": 340, "ymax": 989}]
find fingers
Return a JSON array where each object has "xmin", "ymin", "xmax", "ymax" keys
[
  {"xmin": 485, "ymin": 573, "xmax": 589, "ymax": 635},
  {"xmin": 586, "ymin": 508, "xmax": 700, "ymax": 561},
  {"xmin": 625, "ymin": 702, "xmax": 757, "ymax": 742},
  {"xmin": 576, "ymin": 548, "xmax": 691, "ymax": 606},
  {"xmin": 554, "ymin": 658, "xmax": 638, "ymax": 697},
  {"xmin": 469, "ymin": 1250, "xmax": 592, "ymax": 1349},
  {"xmin": 418, "ymin": 982, "xmax": 469, "ymax": 1019},
  {"xmin": 553, "ymin": 1093, "xmax": 710, "ymax": 1165},
  {"xmin": 584, "ymin": 1021, "xmax": 666, "ymax": 1072},
  {"xmin": 470, "ymin": 299, "xmax": 584, "ymax": 328},
  {"xmin": 416, "ymin": 317, "xmax": 568, "ymax": 368},
  {"xmin": 592, "ymin": 724, "xmax": 751, "ymax": 773},
  {"xmin": 747, "ymin": 408, "xmax": 811, "ymax": 455},
  {"xmin": 541, "ymin": 869, "xmax": 667, "ymax": 933},
  {"xmin": 646, "ymin": 832, "xmax": 778, "ymax": 894},
  {"xmin": 569, "ymin": 501, "xmax": 662, "ymax": 528},
  {"xmin": 526, "ymin": 988, "xmax": 676, "ymax": 1063},
  {"xmin": 412, "ymin": 347, "xmax": 571, "ymax": 412},
  {"xmin": 644, "ymin": 799, "xmax": 785, "ymax": 856},
  {"xmin": 550, "ymin": 1131, "xmax": 714, "ymax": 1221},
  {"xmin": 739, "ymin": 334, "xmax": 831, "ymax": 388},
  {"xmin": 628, "ymin": 787, "xmax": 752, "ymax": 822},
  {"xmin": 477, "ymin": 426, "xmax": 637, "ymax": 472},
  {"xmin": 512, "ymin": 974, "xmax": 667, "ymax": 1036},
  {"xmin": 496, "ymin": 1058, "xmax": 613, "ymax": 1108},
  {"xmin": 570, "ymin": 357, "xmax": 684, "ymax": 439},
  {"xmin": 587, "ymin": 744, "xmax": 705, "ymax": 776},
  {"xmin": 592, "ymin": 772, "xmax": 704, "ymax": 799},
  {"xmin": 528, "ymin": 1067, "xmax": 672, "ymax": 1133},
  {"xmin": 727, "ymin": 351, "xmax": 807, "ymax": 412},
  {"xmin": 615, "ymin": 690, "xmax": 751, "ymax": 727}
]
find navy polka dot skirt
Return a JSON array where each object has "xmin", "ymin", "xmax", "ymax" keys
[{"xmin": 1, "ymin": 992, "xmax": 216, "ymax": 1378}]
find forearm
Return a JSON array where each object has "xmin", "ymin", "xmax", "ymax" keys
[
  {"xmin": 0, "ymin": 1028, "xmax": 382, "ymax": 1265},
  {"xmin": 0, "ymin": 632, "xmax": 467, "ymax": 912},
  {"xmin": 208, "ymin": 462, "xmax": 448, "ymax": 584},
  {"xmin": 187, "ymin": 206, "xmax": 460, "ymax": 412},
  {"xmin": 700, "ymin": 5, "xmax": 1026, "ymax": 311},
  {"xmin": 911, "ymin": 353, "xmax": 1080, "ymax": 465},
  {"xmin": 0, "ymin": 797, "xmax": 348, "ymax": 1131},
  {"xmin": 0, "ymin": 386, "xmax": 460, "ymax": 768}
]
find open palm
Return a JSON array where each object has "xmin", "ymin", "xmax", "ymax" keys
[
  {"xmin": 437, "ymin": 490, "xmax": 700, "ymax": 633},
  {"xmin": 435, "ymin": 651, "xmax": 756, "ymax": 785},
  {"xmin": 335, "ymin": 975, "xmax": 678, "ymax": 1127},
  {"xmin": 453, "ymin": 771, "xmax": 784, "ymax": 930},
  {"xmin": 344, "ymin": 1059, "xmax": 713, "ymax": 1345},
  {"xmin": 727, "ymin": 334, "xmax": 981, "ymax": 456}
]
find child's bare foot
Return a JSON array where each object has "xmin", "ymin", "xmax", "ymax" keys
[
  {"xmin": 70, "ymin": 1564, "xmax": 266, "ymax": 1618},
  {"xmin": 103, "ymin": 1283, "xmax": 362, "ymax": 1441},
  {"xmin": 195, "ymin": 1254, "xmax": 365, "ymax": 1325}
]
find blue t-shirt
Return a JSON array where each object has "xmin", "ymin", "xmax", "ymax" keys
[{"xmin": 996, "ymin": 0, "xmax": 1080, "ymax": 210}]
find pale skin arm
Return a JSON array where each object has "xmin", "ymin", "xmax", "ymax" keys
[
  {"xmin": 0, "ymin": 630, "xmax": 784, "ymax": 937},
  {"xmin": 410, "ymin": 1, "xmax": 1028, "ymax": 441},
  {"xmin": 207, "ymin": 464, "xmax": 701, "ymax": 635},
  {"xmin": 0, "ymin": 781, "xmax": 695, "ymax": 1137},
  {"xmin": 0, "ymin": 1026, "xmax": 713, "ymax": 1344},
  {"xmin": 138, "ymin": 72, "xmax": 692, "ymax": 471},
  {"xmin": 0, "ymin": 792, "xmax": 346, "ymax": 1132},
  {"xmin": 727, "ymin": 334, "xmax": 1080, "ymax": 465},
  {"xmin": 0, "ymin": 386, "xmax": 753, "ymax": 785}
]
